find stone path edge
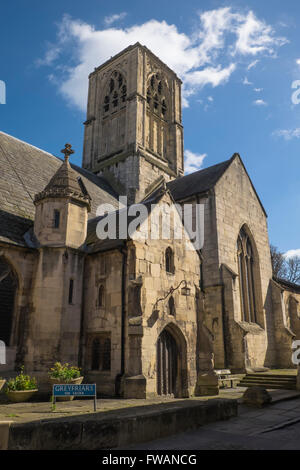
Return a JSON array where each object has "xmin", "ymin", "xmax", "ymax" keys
[{"xmin": 6, "ymin": 398, "xmax": 237, "ymax": 450}]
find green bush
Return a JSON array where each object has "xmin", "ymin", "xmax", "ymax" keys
[
  {"xmin": 48, "ymin": 362, "xmax": 81, "ymax": 382},
  {"xmin": 6, "ymin": 367, "xmax": 37, "ymax": 391}
]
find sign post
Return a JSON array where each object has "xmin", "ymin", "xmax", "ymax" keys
[{"xmin": 52, "ymin": 384, "xmax": 97, "ymax": 411}]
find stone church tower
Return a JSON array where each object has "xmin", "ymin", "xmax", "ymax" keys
[{"xmin": 82, "ymin": 43, "xmax": 184, "ymax": 203}]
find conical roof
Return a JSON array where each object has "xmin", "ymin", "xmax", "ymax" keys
[{"xmin": 34, "ymin": 144, "xmax": 91, "ymax": 211}]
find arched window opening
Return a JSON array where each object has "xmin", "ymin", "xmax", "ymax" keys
[
  {"xmin": 121, "ymin": 85, "xmax": 127, "ymax": 102},
  {"xmin": 103, "ymin": 71, "xmax": 127, "ymax": 115},
  {"xmin": 147, "ymin": 89, "xmax": 151, "ymax": 104},
  {"xmin": 91, "ymin": 335, "xmax": 111, "ymax": 371},
  {"xmin": 112, "ymin": 91, "xmax": 118, "ymax": 108},
  {"xmin": 98, "ymin": 285, "xmax": 105, "ymax": 307},
  {"xmin": 0, "ymin": 257, "xmax": 18, "ymax": 346},
  {"xmin": 165, "ymin": 247, "xmax": 175, "ymax": 274},
  {"xmin": 104, "ymin": 95, "xmax": 109, "ymax": 112},
  {"xmin": 237, "ymin": 228, "xmax": 257, "ymax": 323},
  {"xmin": 109, "ymin": 78, "xmax": 114, "ymax": 93},
  {"xmin": 146, "ymin": 74, "xmax": 168, "ymax": 118},
  {"xmin": 168, "ymin": 296, "xmax": 175, "ymax": 316}
]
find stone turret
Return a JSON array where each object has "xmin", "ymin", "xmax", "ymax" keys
[{"xmin": 34, "ymin": 144, "xmax": 91, "ymax": 248}]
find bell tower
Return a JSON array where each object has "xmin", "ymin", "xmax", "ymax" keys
[{"xmin": 82, "ymin": 43, "xmax": 184, "ymax": 203}]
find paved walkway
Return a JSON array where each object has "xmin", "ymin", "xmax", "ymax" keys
[
  {"xmin": 0, "ymin": 391, "xmax": 238, "ymax": 424},
  {"xmin": 0, "ymin": 386, "xmax": 297, "ymax": 424},
  {"xmin": 123, "ymin": 390, "xmax": 300, "ymax": 450}
]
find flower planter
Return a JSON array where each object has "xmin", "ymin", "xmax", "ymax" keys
[
  {"xmin": 7, "ymin": 389, "xmax": 38, "ymax": 403},
  {"xmin": 0, "ymin": 379, "xmax": 6, "ymax": 392},
  {"xmin": 49, "ymin": 376, "xmax": 84, "ymax": 401}
]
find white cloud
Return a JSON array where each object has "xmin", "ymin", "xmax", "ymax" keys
[
  {"xmin": 38, "ymin": 8, "xmax": 287, "ymax": 110},
  {"xmin": 185, "ymin": 63, "xmax": 236, "ymax": 88},
  {"xmin": 243, "ymin": 76, "xmax": 253, "ymax": 85},
  {"xmin": 184, "ymin": 150, "xmax": 207, "ymax": 174},
  {"xmin": 253, "ymin": 99, "xmax": 267, "ymax": 106},
  {"xmin": 207, "ymin": 96, "xmax": 214, "ymax": 102},
  {"xmin": 273, "ymin": 128, "xmax": 300, "ymax": 140},
  {"xmin": 104, "ymin": 12, "xmax": 127, "ymax": 26},
  {"xmin": 285, "ymin": 249, "xmax": 300, "ymax": 258},
  {"xmin": 234, "ymin": 11, "xmax": 288, "ymax": 56},
  {"xmin": 247, "ymin": 59, "xmax": 259, "ymax": 70},
  {"xmin": 296, "ymin": 59, "xmax": 300, "ymax": 66},
  {"xmin": 254, "ymin": 87, "xmax": 263, "ymax": 92},
  {"xmin": 36, "ymin": 44, "xmax": 61, "ymax": 66}
]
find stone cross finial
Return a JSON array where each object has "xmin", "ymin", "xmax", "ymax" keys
[{"xmin": 61, "ymin": 143, "xmax": 75, "ymax": 163}]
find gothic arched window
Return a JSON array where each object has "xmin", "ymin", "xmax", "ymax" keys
[
  {"xmin": 103, "ymin": 71, "xmax": 127, "ymax": 114},
  {"xmin": 146, "ymin": 74, "xmax": 168, "ymax": 119},
  {"xmin": 237, "ymin": 228, "xmax": 257, "ymax": 323},
  {"xmin": 0, "ymin": 257, "xmax": 18, "ymax": 346},
  {"xmin": 165, "ymin": 247, "xmax": 175, "ymax": 274}
]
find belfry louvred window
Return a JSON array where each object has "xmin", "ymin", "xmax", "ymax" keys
[
  {"xmin": 237, "ymin": 227, "xmax": 257, "ymax": 323},
  {"xmin": 103, "ymin": 71, "xmax": 127, "ymax": 114},
  {"xmin": 146, "ymin": 74, "xmax": 168, "ymax": 118}
]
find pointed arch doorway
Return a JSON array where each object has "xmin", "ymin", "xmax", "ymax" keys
[{"xmin": 156, "ymin": 324, "xmax": 188, "ymax": 397}]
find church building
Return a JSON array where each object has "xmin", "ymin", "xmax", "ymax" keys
[{"xmin": 0, "ymin": 43, "xmax": 299, "ymax": 398}]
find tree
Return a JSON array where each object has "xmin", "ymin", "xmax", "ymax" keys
[
  {"xmin": 270, "ymin": 245, "xmax": 287, "ymax": 279},
  {"xmin": 270, "ymin": 245, "xmax": 300, "ymax": 285},
  {"xmin": 286, "ymin": 256, "xmax": 300, "ymax": 284}
]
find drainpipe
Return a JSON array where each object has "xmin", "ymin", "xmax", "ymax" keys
[{"xmin": 115, "ymin": 242, "xmax": 127, "ymax": 395}]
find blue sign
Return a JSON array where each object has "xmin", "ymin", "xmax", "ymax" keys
[
  {"xmin": 52, "ymin": 383, "xmax": 97, "ymax": 411},
  {"xmin": 53, "ymin": 383, "xmax": 96, "ymax": 396}
]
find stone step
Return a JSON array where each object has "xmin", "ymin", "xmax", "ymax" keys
[
  {"xmin": 240, "ymin": 377, "xmax": 296, "ymax": 383},
  {"xmin": 239, "ymin": 382, "xmax": 297, "ymax": 390},
  {"xmin": 238, "ymin": 373, "xmax": 297, "ymax": 390},
  {"xmin": 245, "ymin": 373, "xmax": 296, "ymax": 380}
]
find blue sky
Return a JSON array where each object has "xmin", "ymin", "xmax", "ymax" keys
[{"xmin": 0, "ymin": 0, "xmax": 299, "ymax": 255}]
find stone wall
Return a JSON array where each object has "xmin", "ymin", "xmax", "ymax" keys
[
  {"xmin": 0, "ymin": 245, "xmax": 37, "ymax": 373},
  {"xmin": 270, "ymin": 280, "xmax": 300, "ymax": 367},
  {"xmin": 82, "ymin": 250, "xmax": 123, "ymax": 396},
  {"xmin": 123, "ymin": 192, "xmax": 201, "ymax": 398},
  {"xmin": 213, "ymin": 156, "xmax": 275, "ymax": 371},
  {"xmin": 23, "ymin": 247, "xmax": 85, "ymax": 389}
]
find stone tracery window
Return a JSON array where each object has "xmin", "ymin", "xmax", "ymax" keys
[
  {"xmin": 237, "ymin": 227, "xmax": 257, "ymax": 323},
  {"xmin": 103, "ymin": 71, "xmax": 127, "ymax": 114},
  {"xmin": 147, "ymin": 74, "xmax": 168, "ymax": 118}
]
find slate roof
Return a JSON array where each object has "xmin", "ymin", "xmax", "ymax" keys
[
  {"xmin": 273, "ymin": 276, "xmax": 300, "ymax": 294},
  {"xmin": 167, "ymin": 153, "xmax": 267, "ymax": 217},
  {"xmin": 167, "ymin": 157, "xmax": 233, "ymax": 201},
  {"xmin": 0, "ymin": 131, "xmax": 120, "ymax": 246}
]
